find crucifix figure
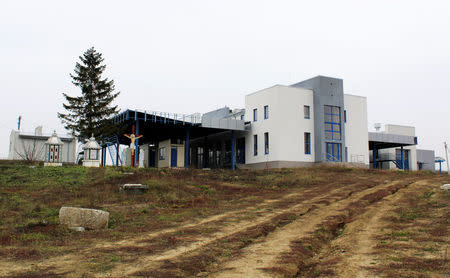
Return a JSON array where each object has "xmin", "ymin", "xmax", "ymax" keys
[{"xmin": 124, "ymin": 132, "xmax": 143, "ymax": 166}]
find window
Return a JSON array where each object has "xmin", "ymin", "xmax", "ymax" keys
[
  {"xmin": 324, "ymin": 105, "xmax": 341, "ymax": 140},
  {"xmin": 304, "ymin": 132, "xmax": 311, "ymax": 154},
  {"xmin": 253, "ymin": 108, "xmax": 257, "ymax": 122},
  {"xmin": 344, "ymin": 110, "xmax": 347, "ymax": 123},
  {"xmin": 264, "ymin": 132, "xmax": 269, "ymax": 154},
  {"xmin": 197, "ymin": 147, "xmax": 204, "ymax": 168},
  {"xmin": 326, "ymin": 142, "xmax": 341, "ymax": 162},
  {"xmin": 89, "ymin": 149, "xmax": 98, "ymax": 160},
  {"xmin": 264, "ymin": 105, "xmax": 269, "ymax": 119},
  {"xmin": 253, "ymin": 134, "xmax": 258, "ymax": 156},
  {"xmin": 304, "ymin": 105, "xmax": 310, "ymax": 119},
  {"xmin": 159, "ymin": 147, "xmax": 166, "ymax": 160}
]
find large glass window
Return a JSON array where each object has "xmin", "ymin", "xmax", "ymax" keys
[
  {"xmin": 326, "ymin": 142, "xmax": 341, "ymax": 161},
  {"xmin": 304, "ymin": 105, "xmax": 310, "ymax": 119},
  {"xmin": 324, "ymin": 105, "xmax": 341, "ymax": 140},
  {"xmin": 253, "ymin": 108, "xmax": 257, "ymax": 122},
  {"xmin": 264, "ymin": 132, "xmax": 269, "ymax": 154},
  {"xmin": 304, "ymin": 132, "xmax": 311, "ymax": 154},
  {"xmin": 253, "ymin": 134, "xmax": 258, "ymax": 156},
  {"xmin": 264, "ymin": 105, "xmax": 269, "ymax": 119}
]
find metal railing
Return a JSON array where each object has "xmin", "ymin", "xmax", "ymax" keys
[{"xmin": 129, "ymin": 109, "xmax": 203, "ymax": 125}]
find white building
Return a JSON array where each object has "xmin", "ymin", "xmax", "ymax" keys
[
  {"xmin": 242, "ymin": 76, "xmax": 368, "ymax": 168},
  {"xmin": 109, "ymin": 76, "xmax": 373, "ymax": 169},
  {"xmin": 8, "ymin": 126, "xmax": 77, "ymax": 163}
]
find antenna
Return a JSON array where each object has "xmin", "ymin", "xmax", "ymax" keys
[
  {"xmin": 17, "ymin": 115, "xmax": 22, "ymax": 130},
  {"xmin": 445, "ymin": 142, "xmax": 449, "ymax": 174},
  {"xmin": 374, "ymin": 123, "xmax": 381, "ymax": 132}
]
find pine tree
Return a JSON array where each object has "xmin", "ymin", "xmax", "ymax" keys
[{"xmin": 58, "ymin": 47, "xmax": 120, "ymax": 141}]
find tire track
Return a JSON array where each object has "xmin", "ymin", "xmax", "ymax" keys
[
  {"xmin": 209, "ymin": 180, "xmax": 416, "ymax": 278},
  {"xmin": 109, "ymin": 180, "xmax": 411, "ymax": 277}
]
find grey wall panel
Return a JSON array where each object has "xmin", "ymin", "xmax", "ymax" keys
[
  {"xmin": 291, "ymin": 76, "xmax": 346, "ymax": 162},
  {"xmin": 416, "ymin": 149, "xmax": 435, "ymax": 170}
]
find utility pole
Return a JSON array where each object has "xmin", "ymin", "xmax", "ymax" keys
[
  {"xmin": 445, "ymin": 142, "xmax": 449, "ymax": 174},
  {"xmin": 17, "ymin": 115, "xmax": 22, "ymax": 130}
]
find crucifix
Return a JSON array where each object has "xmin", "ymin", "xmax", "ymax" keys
[{"xmin": 124, "ymin": 125, "xmax": 143, "ymax": 167}]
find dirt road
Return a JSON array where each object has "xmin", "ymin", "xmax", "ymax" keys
[{"xmin": 1, "ymin": 173, "xmax": 448, "ymax": 278}]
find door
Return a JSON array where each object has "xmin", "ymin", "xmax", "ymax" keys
[
  {"xmin": 395, "ymin": 149, "xmax": 410, "ymax": 170},
  {"xmin": 326, "ymin": 143, "xmax": 342, "ymax": 162},
  {"xmin": 149, "ymin": 150, "xmax": 156, "ymax": 167},
  {"xmin": 237, "ymin": 138, "xmax": 245, "ymax": 164},
  {"xmin": 171, "ymin": 147, "xmax": 177, "ymax": 167}
]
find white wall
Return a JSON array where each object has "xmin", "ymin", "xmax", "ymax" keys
[
  {"xmin": 385, "ymin": 124, "xmax": 415, "ymax": 136},
  {"xmin": 245, "ymin": 85, "xmax": 315, "ymax": 164},
  {"xmin": 344, "ymin": 94, "xmax": 369, "ymax": 165}
]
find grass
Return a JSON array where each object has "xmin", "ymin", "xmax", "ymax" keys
[
  {"xmin": 367, "ymin": 181, "xmax": 450, "ymax": 277},
  {"xmin": 0, "ymin": 160, "xmax": 448, "ymax": 277}
]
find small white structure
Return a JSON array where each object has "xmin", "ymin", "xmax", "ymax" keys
[
  {"xmin": 82, "ymin": 135, "xmax": 101, "ymax": 167},
  {"xmin": 44, "ymin": 131, "xmax": 63, "ymax": 166}
]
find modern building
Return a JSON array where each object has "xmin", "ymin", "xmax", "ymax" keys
[
  {"xmin": 242, "ymin": 76, "xmax": 368, "ymax": 168},
  {"xmin": 8, "ymin": 126, "xmax": 77, "ymax": 163},
  {"xmin": 105, "ymin": 76, "xmax": 373, "ymax": 169},
  {"xmin": 369, "ymin": 124, "xmax": 434, "ymax": 171}
]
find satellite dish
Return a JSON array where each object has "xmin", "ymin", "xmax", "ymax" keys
[{"xmin": 374, "ymin": 123, "xmax": 381, "ymax": 131}]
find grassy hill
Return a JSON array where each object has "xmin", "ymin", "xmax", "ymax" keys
[{"xmin": 0, "ymin": 161, "xmax": 448, "ymax": 277}]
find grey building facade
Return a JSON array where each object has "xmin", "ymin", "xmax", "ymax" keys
[
  {"xmin": 292, "ymin": 76, "xmax": 346, "ymax": 163},
  {"xmin": 416, "ymin": 149, "xmax": 435, "ymax": 171}
]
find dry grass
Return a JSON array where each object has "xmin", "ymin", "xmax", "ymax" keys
[{"xmin": 0, "ymin": 160, "xmax": 448, "ymax": 277}]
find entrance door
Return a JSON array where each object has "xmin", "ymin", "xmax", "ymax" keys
[
  {"xmin": 171, "ymin": 147, "xmax": 177, "ymax": 167},
  {"xmin": 326, "ymin": 143, "xmax": 342, "ymax": 162},
  {"xmin": 237, "ymin": 138, "xmax": 245, "ymax": 164},
  {"xmin": 395, "ymin": 149, "xmax": 410, "ymax": 170},
  {"xmin": 149, "ymin": 150, "xmax": 156, "ymax": 167}
]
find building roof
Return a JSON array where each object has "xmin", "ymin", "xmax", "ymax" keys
[
  {"xmin": 45, "ymin": 131, "xmax": 63, "ymax": 145},
  {"xmin": 83, "ymin": 136, "xmax": 101, "ymax": 150},
  {"xmin": 368, "ymin": 132, "xmax": 417, "ymax": 150}
]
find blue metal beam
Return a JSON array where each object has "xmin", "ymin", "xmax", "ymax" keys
[
  {"xmin": 373, "ymin": 147, "xmax": 377, "ymax": 169},
  {"xmin": 401, "ymin": 146, "xmax": 404, "ymax": 170},
  {"xmin": 185, "ymin": 128, "xmax": 190, "ymax": 169}
]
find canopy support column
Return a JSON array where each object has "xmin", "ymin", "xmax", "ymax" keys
[
  {"xmin": 231, "ymin": 130, "xmax": 236, "ymax": 171},
  {"xmin": 185, "ymin": 128, "xmax": 190, "ymax": 169}
]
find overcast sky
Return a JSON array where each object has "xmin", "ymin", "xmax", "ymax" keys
[{"xmin": 1, "ymin": 0, "xmax": 449, "ymax": 169}]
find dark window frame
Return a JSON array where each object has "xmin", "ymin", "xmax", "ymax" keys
[
  {"xmin": 264, "ymin": 132, "xmax": 269, "ymax": 154},
  {"xmin": 253, "ymin": 108, "xmax": 257, "ymax": 122},
  {"xmin": 324, "ymin": 105, "xmax": 341, "ymax": 140},
  {"xmin": 253, "ymin": 134, "xmax": 258, "ymax": 156},
  {"xmin": 264, "ymin": 105, "xmax": 269, "ymax": 119},
  {"xmin": 304, "ymin": 105, "xmax": 310, "ymax": 119},
  {"xmin": 304, "ymin": 132, "xmax": 311, "ymax": 154}
]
